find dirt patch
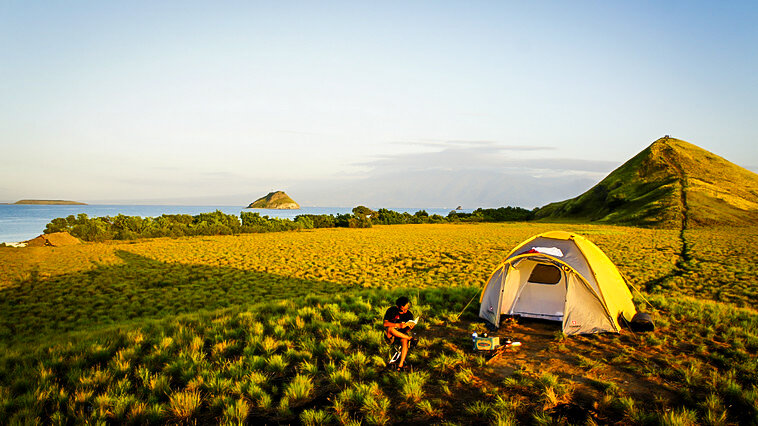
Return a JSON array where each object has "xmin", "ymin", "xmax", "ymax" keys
[{"xmin": 424, "ymin": 316, "xmax": 679, "ymax": 414}]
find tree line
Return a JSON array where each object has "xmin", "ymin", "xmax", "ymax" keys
[{"xmin": 43, "ymin": 206, "xmax": 535, "ymax": 242}]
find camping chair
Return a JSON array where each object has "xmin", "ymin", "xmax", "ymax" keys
[
  {"xmin": 383, "ymin": 331, "xmax": 419, "ymax": 368},
  {"xmin": 383, "ymin": 332, "xmax": 403, "ymax": 366}
]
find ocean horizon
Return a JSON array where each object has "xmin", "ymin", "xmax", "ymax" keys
[{"xmin": 0, "ymin": 204, "xmax": 472, "ymax": 243}]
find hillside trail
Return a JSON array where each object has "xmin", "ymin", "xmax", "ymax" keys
[
  {"xmin": 643, "ymin": 173, "xmax": 694, "ymax": 293},
  {"xmin": 666, "ymin": 143, "xmax": 694, "ymax": 272}
]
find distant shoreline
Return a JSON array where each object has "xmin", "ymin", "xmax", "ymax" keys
[
  {"xmin": 13, "ymin": 200, "xmax": 87, "ymax": 205},
  {"xmin": 0, "ymin": 206, "xmax": 467, "ymax": 244}
]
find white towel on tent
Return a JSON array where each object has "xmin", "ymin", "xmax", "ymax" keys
[{"xmin": 530, "ymin": 246, "xmax": 564, "ymax": 257}]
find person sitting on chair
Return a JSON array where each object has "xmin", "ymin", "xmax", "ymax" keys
[{"xmin": 383, "ymin": 296, "xmax": 416, "ymax": 370}]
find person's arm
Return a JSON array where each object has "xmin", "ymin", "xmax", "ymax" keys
[
  {"xmin": 383, "ymin": 319, "xmax": 406, "ymax": 329},
  {"xmin": 384, "ymin": 321, "xmax": 412, "ymax": 339}
]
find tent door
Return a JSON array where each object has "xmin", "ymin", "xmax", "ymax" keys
[{"xmin": 510, "ymin": 263, "xmax": 567, "ymax": 322}]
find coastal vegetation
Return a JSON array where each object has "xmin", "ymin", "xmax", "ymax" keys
[
  {"xmin": 0, "ymin": 223, "xmax": 756, "ymax": 424},
  {"xmin": 40, "ymin": 206, "xmax": 536, "ymax": 242}
]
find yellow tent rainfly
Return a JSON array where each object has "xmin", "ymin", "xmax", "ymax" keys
[{"xmin": 479, "ymin": 231, "xmax": 637, "ymax": 335}]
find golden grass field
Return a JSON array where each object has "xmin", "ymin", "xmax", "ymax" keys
[
  {"xmin": 0, "ymin": 223, "xmax": 756, "ymax": 424},
  {"xmin": 1, "ymin": 223, "xmax": 682, "ymax": 291}
]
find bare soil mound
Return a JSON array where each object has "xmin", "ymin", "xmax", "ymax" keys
[{"xmin": 25, "ymin": 232, "xmax": 82, "ymax": 247}]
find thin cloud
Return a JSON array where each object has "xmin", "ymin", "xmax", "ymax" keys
[
  {"xmin": 513, "ymin": 158, "xmax": 619, "ymax": 173},
  {"xmin": 289, "ymin": 143, "xmax": 615, "ymax": 208},
  {"xmin": 390, "ymin": 139, "xmax": 555, "ymax": 151},
  {"xmin": 359, "ymin": 145, "xmax": 616, "ymax": 175},
  {"xmin": 442, "ymin": 140, "xmax": 555, "ymax": 151},
  {"xmin": 277, "ymin": 129, "xmax": 332, "ymax": 137},
  {"xmin": 290, "ymin": 168, "xmax": 598, "ymax": 209}
]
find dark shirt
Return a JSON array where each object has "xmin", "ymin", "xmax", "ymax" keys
[{"xmin": 384, "ymin": 306, "xmax": 414, "ymax": 325}]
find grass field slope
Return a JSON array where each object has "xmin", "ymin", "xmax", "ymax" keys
[
  {"xmin": 535, "ymin": 137, "xmax": 758, "ymax": 228},
  {"xmin": 1, "ymin": 224, "xmax": 756, "ymax": 424}
]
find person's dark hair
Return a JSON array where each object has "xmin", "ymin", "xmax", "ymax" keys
[{"xmin": 395, "ymin": 296, "xmax": 410, "ymax": 307}]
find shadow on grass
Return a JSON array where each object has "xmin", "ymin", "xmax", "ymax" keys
[{"xmin": 0, "ymin": 250, "xmax": 348, "ymax": 346}]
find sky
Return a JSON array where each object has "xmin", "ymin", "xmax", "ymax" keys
[{"xmin": 1, "ymin": 1, "xmax": 756, "ymax": 208}]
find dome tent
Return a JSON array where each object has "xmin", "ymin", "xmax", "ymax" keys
[{"xmin": 479, "ymin": 231, "xmax": 637, "ymax": 335}]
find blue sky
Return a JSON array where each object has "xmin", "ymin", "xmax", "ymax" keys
[{"xmin": 1, "ymin": 1, "xmax": 756, "ymax": 208}]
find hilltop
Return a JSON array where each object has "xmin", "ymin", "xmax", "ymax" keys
[
  {"xmin": 14, "ymin": 199, "xmax": 87, "ymax": 205},
  {"xmin": 247, "ymin": 191, "xmax": 300, "ymax": 209},
  {"xmin": 534, "ymin": 137, "xmax": 758, "ymax": 228}
]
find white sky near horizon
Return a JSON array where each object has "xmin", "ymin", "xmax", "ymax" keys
[{"xmin": 1, "ymin": 1, "xmax": 756, "ymax": 208}]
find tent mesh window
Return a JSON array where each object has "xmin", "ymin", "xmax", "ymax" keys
[{"xmin": 528, "ymin": 263, "xmax": 562, "ymax": 285}]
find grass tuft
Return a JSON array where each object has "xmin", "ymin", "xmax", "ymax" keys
[
  {"xmin": 397, "ymin": 371, "xmax": 429, "ymax": 403},
  {"xmin": 301, "ymin": 408, "xmax": 333, "ymax": 426},
  {"xmin": 283, "ymin": 374, "xmax": 314, "ymax": 404},
  {"xmin": 222, "ymin": 398, "xmax": 249, "ymax": 425},
  {"xmin": 167, "ymin": 390, "xmax": 202, "ymax": 421}
]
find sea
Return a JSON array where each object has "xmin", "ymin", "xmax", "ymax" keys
[{"xmin": 0, "ymin": 205, "xmax": 470, "ymax": 244}]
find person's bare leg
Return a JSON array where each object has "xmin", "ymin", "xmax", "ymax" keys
[
  {"xmin": 389, "ymin": 328, "xmax": 411, "ymax": 368},
  {"xmin": 398, "ymin": 338, "xmax": 409, "ymax": 367}
]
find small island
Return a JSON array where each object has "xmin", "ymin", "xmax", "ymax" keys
[
  {"xmin": 247, "ymin": 191, "xmax": 300, "ymax": 209},
  {"xmin": 14, "ymin": 199, "xmax": 87, "ymax": 205}
]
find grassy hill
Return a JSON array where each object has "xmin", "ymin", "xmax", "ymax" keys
[
  {"xmin": 247, "ymin": 191, "xmax": 300, "ymax": 209},
  {"xmin": 534, "ymin": 137, "xmax": 758, "ymax": 228}
]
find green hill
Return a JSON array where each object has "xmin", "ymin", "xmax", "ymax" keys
[
  {"xmin": 534, "ymin": 137, "xmax": 758, "ymax": 228},
  {"xmin": 247, "ymin": 191, "xmax": 300, "ymax": 209}
]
